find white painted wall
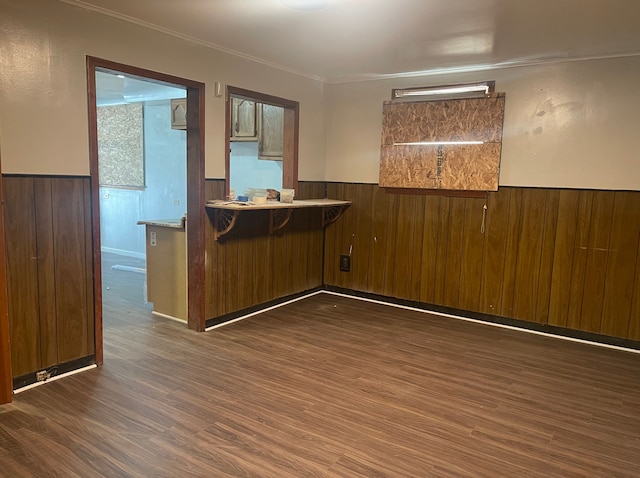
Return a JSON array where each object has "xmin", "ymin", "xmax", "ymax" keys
[
  {"xmin": 0, "ymin": 0, "xmax": 326, "ymax": 180},
  {"xmin": 2, "ymin": 0, "xmax": 639, "ymax": 191},
  {"xmin": 325, "ymin": 56, "xmax": 640, "ymax": 190}
]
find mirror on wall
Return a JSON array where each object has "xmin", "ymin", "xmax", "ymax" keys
[{"xmin": 225, "ymin": 87, "xmax": 299, "ymax": 199}]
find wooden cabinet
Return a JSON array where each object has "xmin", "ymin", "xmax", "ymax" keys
[
  {"xmin": 139, "ymin": 220, "xmax": 187, "ymax": 322},
  {"xmin": 258, "ymin": 103, "xmax": 284, "ymax": 160},
  {"xmin": 231, "ymin": 97, "xmax": 258, "ymax": 141}
]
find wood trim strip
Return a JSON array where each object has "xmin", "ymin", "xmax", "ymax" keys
[
  {"xmin": 86, "ymin": 56, "xmax": 208, "ymax": 346},
  {"xmin": 0, "ymin": 157, "xmax": 12, "ymax": 404}
]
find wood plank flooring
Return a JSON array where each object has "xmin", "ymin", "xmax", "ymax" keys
[{"xmin": 1, "ymin": 256, "xmax": 640, "ymax": 476}]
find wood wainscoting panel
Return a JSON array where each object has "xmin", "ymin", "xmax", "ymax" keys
[
  {"xmin": 368, "ymin": 185, "xmax": 394, "ymax": 294},
  {"xmin": 3, "ymin": 175, "xmax": 94, "ymax": 379},
  {"xmin": 535, "ymin": 189, "xmax": 561, "ymax": 324},
  {"xmin": 418, "ymin": 195, "xmax": 442, "ymax": 304},
  {"xmin": 3, "ymin": 177, "xmax": 41, "ymax": 377},
  {"xmin": 441, "ymin": 197, "xmax": 467, "ymax": 309},
  {"xmin": 392, "ymin": 194, "xmax": 424, "ymax": 301},
  {"xmin": 323, "ymin": 183, "xmax": 640, "ymax": 342},
  {"xmin": 509, "ymin": 188, "xmax": 558, "ymax": 323},
  {"xmin": 478, "ymin": 187, "xmax": 511, "ymax": 315},
  {"xmin": 601, "ymin": 192, "xmax": 640, "ymax": 338},
  {"xmin": 204, "ymin": 179, "xmax": 324, "ymax": 321},
  {"xmin": 548, "ymin": 190, "xmax": 581, "ymax": 328},
  {"xmin": 579, "ymin": 191, "xmax": 615, "ymax": 334},
  {"xmin": 33, "ymin": 178, "xmax": 58, "ymax": 368},
  {"xmin": 51, "ymin": 178, "xmax": 93, "ymax": 362},
  {"xmin": 566, "ymin": 191, "xmax": 595, "ymax": 331},
  {"xmin": 457, "ymin": 197, "xmax": 486, "ymax": 312}
]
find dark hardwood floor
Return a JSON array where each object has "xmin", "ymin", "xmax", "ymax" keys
[{"xmin": 1, "ymin": 254, "xmax": 640, "ymax": 476}]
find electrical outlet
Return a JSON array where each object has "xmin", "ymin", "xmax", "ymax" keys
[
  {"xmin": 340, "ymin": 254, "xmax": 350, "ymax": 272},
  {"xmin": 150, "ymin": 231, "xmax": 157, "ymax": 246},
  {"xmin": 174, "ymin": 199, "xmax": 180, "ymax": 205},
  {"xmin": 35, "ymin": 370, "xmax": 50, "ymax": 382}
]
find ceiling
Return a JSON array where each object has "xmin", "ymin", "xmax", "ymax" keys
[
  {"xmin": 95, "ymin": 71, "xmax": 185, "ymax": 106},
  {"xmin": 65, "ymin": 0, "xmax": 640, "ymax": 83}
]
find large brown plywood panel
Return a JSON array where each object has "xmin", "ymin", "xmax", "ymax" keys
[
  {"xmin": 3, "ymin": 177, "xmax": 41, "ymax": 377},
  {"xmin": 379, "ymin": 96, "xmax": 505, "ymax": 191}
]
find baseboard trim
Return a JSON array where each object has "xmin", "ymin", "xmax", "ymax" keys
[
  {"xmin": 205, "ymin": 288, "xmax": 324, "ymax": 331},
  {"xmin": 324, "ymin": 286, "xmax": 640, "ymax": 353},
  {"xmin": 12, "ymin": 355, "xmax": 97, "ymax": 391}
]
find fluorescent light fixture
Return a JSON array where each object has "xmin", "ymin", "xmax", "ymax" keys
[
  {"xmin": 394, "ymin": 141, "xmax": 484, "ymax": 146},
  {"xmin": 393, "ymin": 82, "xmax": 493, "ymax": 100}
]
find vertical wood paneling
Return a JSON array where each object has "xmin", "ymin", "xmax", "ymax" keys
[
  {"xmin": 368, "ymin": 186, "xmax": 392, "ymax": 293},
  {"xmin": 500, "ymin": 188, "xmax": 523, "ymax": 318},
  {"xmin": 3, "ymin": 177, "xmax": 41, "ymax": 377},
  {"xmin": 33, "ymin": 178, "xmax": 58, "ymax": 367},
  {"xmin": 418, "ymin": 195, "xmax": 441, "ymax": 304},
  {"xmin": 322, "ymin": 182, "xmax": 640, "ymax": 342},
  {"xmin": 458, "ymin": 197, "xmax": 486, "ymax": 312},
  {"xmin": 409, "ymin": 196, "xmax": 425, "ymax": 302},
  {"xmin": 392, "ymin": 195, "xmax": 419, "ymax": 300},
  {"xmin": 478, "ymin": 188, "xmax": 511, "ymax": 315},
  {"xmin": 382, "ymin": 193, "xmax": 399, "ymax": 298},
  {"xmin": 600, "ymin": 192, "xmax": 640, "ymax": 338},
  {"xmin": 352, "ymin": 185, "xmax": 374, "ymax": 292},
  {"xmin": 580, "ymin": 191, "xmax": 615, "ymax": 333},
  {"xmin": 433, "ymin": 197, "xmax": 451, "ymax": 305},
  {"xmin": 324, "ymin": 183, "xmax": 342, "ymax": 288},
  {"xmin": 442, "ymin": 197, "xmax": 466, "ymax": 308},
  {"xmin": 336, "ymin": 183, "xmax": 357, "ymax": 290},
  {"xmin": 252, "ymin": 213, "xmax": 271, "ymax": 307},
  {"xmin": 234, "ymin": 214, "xmax": 256, "ymax": 312},
  {"xmin": 511, "ymin": 189, "xmax": 549, "ymax": 322},
  {"xmin": 629, "ymin": 239, "xmax": 640, "ymax": 341},
  {"xmin": 566, "ymin": 191, "xmax": 594, "ymax": 330},
  {"xmin": 204, "ymin": 180, "xmax": 224, "ymax": 319},
  {"xmin": 0, "ymin": 167, "xmax": 11, "ymax": 403},
  {"xmin": 83, "ymin": 180, "xmax": 95, "ymax": 356},
  {"xmin": 535, "ymin": 190, "xmax": 560, "ymax": 324},
  {"xmin": 4, "ymin": 176, "xmax": 94, "ymax": 378},
  {"xmin": 52, "ymin": 179, "xmax": 90, "ymax": 362},
  {"xmin": 548, "ymin": 190, "xmax": 580, "ymax": 327}
]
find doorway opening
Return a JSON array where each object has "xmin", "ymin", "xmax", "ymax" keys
[
  {"xmin": 87, "ymin": 57, "xmax": 206, "ymax": 365},
  {"xmin": 96, "ymin": 70, "xmax": 187, "ymax": 329}
]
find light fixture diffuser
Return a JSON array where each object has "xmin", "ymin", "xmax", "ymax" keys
[{"xmin": 392, "ymin": 81, "xmax": 494, "ymax": 101}]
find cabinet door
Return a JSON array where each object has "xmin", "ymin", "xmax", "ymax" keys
[
  {"xmin": 231, "ymin": 98, "xmax": 257, "ymax": 141},
  {"xmin": 258, "ymin": 103, "xmax": 284, "ymax": 160}
]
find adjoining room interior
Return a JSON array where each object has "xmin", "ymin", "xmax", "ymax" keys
[
  {"xmin": 1, "ymin": 0, "xmax": 640, "ymax": 475},
  {"xmin": 95, "ymin": 70, "xmax": 188, "ymax": 323}
]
